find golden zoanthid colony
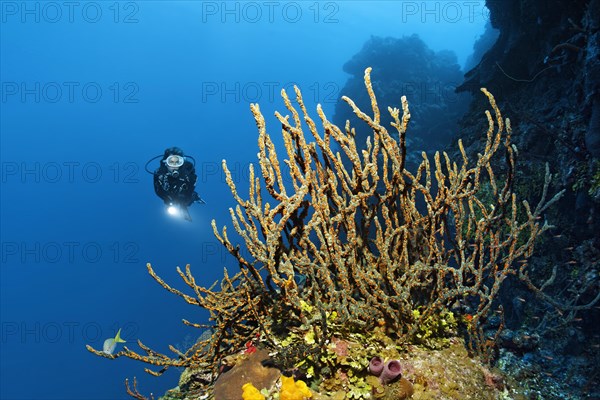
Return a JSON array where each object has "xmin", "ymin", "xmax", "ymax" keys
[{"xmin": 87, "ymin": 68, "xmax": 563, "ymax": 400}]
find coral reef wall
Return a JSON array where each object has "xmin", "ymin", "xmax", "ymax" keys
[
  {"xmin": 457, "ymin": 0, "xmax": 599, "ymax": 277},
  {"xmin": 454, "ymin": 0, "xmax": 600, "ymax": 397},
  {"xmin": 459, "ymin": 0, "xmax": 600, "ymax": 182}
]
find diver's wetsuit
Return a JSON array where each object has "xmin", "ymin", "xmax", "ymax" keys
[{"xmin": 153, "ymin": 148, "xmax": 200, "ymax": 207}]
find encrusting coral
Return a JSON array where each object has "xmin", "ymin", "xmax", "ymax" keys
[{"xmin": 87, "ymin": 68, "xmax": 564, "ymax": 399}]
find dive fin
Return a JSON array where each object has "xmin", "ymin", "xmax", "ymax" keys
[
  {"xmin": 193, "ymin": 192, "xmax": 206, "ymax": 204},
  {"xmin": 181, "ymin": 206, "xmax": 192, "ymax": 222}
]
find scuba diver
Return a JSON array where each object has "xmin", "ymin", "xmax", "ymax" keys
[{"xmin": 145, "ymin": 147, "xmax": 205, "ymax": 221}]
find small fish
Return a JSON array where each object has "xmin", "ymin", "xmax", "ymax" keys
[
  {"xmin": 103, "ymin": 328, "xmax": 126, "ymax": 355},
  {"xmin": 516, "ymin": 297, "xmax": 526, "ymax": 302}
]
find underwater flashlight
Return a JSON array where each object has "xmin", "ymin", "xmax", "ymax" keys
[
  {"xmin": 166, "ymin": 202, "xmax": 192, "ymax": 222},
  {"xmin": 167, "ymin": 203, "xmax": 180, "ymax": 217}
]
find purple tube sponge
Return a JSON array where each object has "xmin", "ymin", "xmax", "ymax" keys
[
  {"xmin": 368, "ymin": 356, "xmax": 384, "ymax": 377},
  {"xmin": 380, "ymin": 360, "xmax": 402, "ymax": 384}
]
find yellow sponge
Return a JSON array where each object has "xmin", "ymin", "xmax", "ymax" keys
[
  {"xmin": 242, "ymin": 383, "xmax": 266, "ymax": 400},
  {"xmin": 280, "ymin": 376, "xmax": 312, "ymax": 400}
]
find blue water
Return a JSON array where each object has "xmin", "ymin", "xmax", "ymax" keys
[{"xmin": 0, "ymin": 2, "xmax": 487, "ymax": 399}]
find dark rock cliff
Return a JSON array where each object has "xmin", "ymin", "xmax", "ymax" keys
[{"xmin": 456, "ymin": 1, "xmax": 600, "ymax": 397}]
